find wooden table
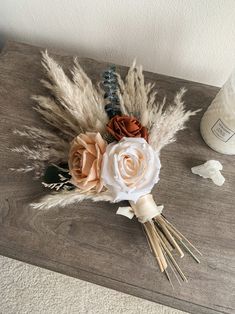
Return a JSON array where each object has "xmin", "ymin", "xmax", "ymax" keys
[{"xmin": 0, "ymin": 41, "xmax": 234, "ymax": 314}]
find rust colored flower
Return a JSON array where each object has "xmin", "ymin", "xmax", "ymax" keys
[
  {"xmin": 68, "ymin": 132, "xmax": 107, "ymax": 192},
  {"xmin": 106, "ymin": 115, "xmax": 148, "ymax": 141}
]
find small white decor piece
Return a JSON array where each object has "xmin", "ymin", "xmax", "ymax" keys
[{"xmin": 191, "ymin": 160, "xmax": 225, "ymax": 186}]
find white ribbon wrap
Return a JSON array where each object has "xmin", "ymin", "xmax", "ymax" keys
[{"xmin": 116, "ymin": 194, "xmax": 163, "ymax": 223}]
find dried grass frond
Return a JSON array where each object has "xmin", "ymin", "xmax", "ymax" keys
[
  {"xmin": 13, "ymin": 126, "xmax": 69, "ymax": 150},
  {"xmin": 12, "ymin": 126, "xmax": 70, "ymax": 177},
  {"xmin": 32, "ymin": 95, "xmax": 81, "ymax": 139},
  {"xmin": 10, "ymin": 165, "xmax": 35, "ymax": 173},
  {"xmin": 118, "ymin": 63, "xmax": 200, "ymax": 151},
  {"xmin": 10, "ymin": 161, "xmax": 47, "ymax": 179},
  {"xmin": 148, "ymin": 88, "xmax": 201, "ymax": 151},
  {"xmin": 31, "ymin": 189, "xmax": 114, "ymax": 210},
  {"xmin": 35, "ymin": 51, "xmax": 108, "ymax": 135},
  {"xmin": 117, "ymin": 61, "xmax": 156, "ymax": 126}
]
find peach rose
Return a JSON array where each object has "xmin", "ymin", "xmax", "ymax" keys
[
  {"xmin": 69, "ymin": 132, "xmax": 107, "ymax": 192},
  {"xmin": 101, "ymin": 137, "xmax": 161, "ymax": 202}
]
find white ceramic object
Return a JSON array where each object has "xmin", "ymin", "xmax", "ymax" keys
[
  {"xmin": 200, "ymin": 70, "xmax": 235, "ymax": 155},
  {"xmin": 191, "ymin": 160, "xmax": 225, "ymax": 186}
]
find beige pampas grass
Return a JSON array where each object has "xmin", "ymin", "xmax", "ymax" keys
[
  {"xmin": 117, "ymin": 61, "xmax": 154, "ymax": 123},
  {"xmin": 118, "ymin": 63, "xmax": 200, "ymax": 152},
  {"xmin": 31, "ymin": 189, "xmax": 113, "ymax": 210},
  {"xmin": 148, "ymin": 88, "xmax": 201, "ymax": 151},
  {"xmin": 37, "ymin": 51, "xmax": 108, "ymax": 137},
  {"xmin": 11, "ymin": 126, "xmax": 69, "ymax": 178},
  {"xmin": 12, "ymin": 52, "xmax": 109, "ymax": 179}
]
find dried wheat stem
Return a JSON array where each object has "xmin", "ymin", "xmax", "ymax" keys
[
  {"xmin": 146, "ymin": 224, "xmax": 174, "ymax": 290},
  {"xmin": 161, "ymin": 216, "xmax": 202, "ymax": 256},
  {"xmin": 156, "ymin": 230, "xmax": 178, "ymax": 288},
  {"xmin": 179, "ymin": 240, "xmax": 201, "ymax": 264},
  {"xmin": 148, "ymin": 222, "xmax": 168, "ymax": 270},
  {"xmin": 143, "ymin": 222, "xmax": 166, "ymax": 272},
  {"xmin": 153, "ymin": 223, "xmax": 188, "ymax": 282},
  {"xmin": 154, "ymin": 224, "xmax": 173, "ymax": 252},
  {"xmin": 164, "ymin": 250, "xmax": 182, "ymax": 285},
  {"xmin": 159, "ymin": 218, "xmax": 201, "ymax": 263},
  {"xmin": 155, "ymin": 216, "xmax": 184, "ymax": 258},
  {"xmin": 141, "ymin": 224, "xmax": 153, "ymax": 253},
  {"xmin": 154, "ymin": 225, "xmax": 182, "ymax": 285},
  {"xmin": 143, "ymin": 223, "xmax": 164, "ymax": 272},
  {"xmin": 162, "ymin": 241, "xmax": 188, "ymax": 282},
  {"xmin": 164, "ymin": 267, "xmax": 174, "ymax": 290}
]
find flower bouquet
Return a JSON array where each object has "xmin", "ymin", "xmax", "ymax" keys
[{"xmin": 12, "ymin": 53, "xmax": 202, "ymax": 286}]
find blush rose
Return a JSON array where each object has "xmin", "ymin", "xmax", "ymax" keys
[{"xmin": 101, "ymin": 137, "xmax": 161, "ymax": 202}]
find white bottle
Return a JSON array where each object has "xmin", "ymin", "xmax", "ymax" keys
[{"xmin": 200, "ymin": 71, "xmax": 235, "ymax": 155}]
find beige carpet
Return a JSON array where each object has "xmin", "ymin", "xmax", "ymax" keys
[{"xmin": 0, "ymin": 255, "xmax": 188, "ymax": 314}]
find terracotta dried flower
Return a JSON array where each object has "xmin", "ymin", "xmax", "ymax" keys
[{"xmin": 106, "ymin": 115, "xmax": 148, "ymax": 141}]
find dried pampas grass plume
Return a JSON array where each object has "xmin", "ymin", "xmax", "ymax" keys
[
  {"xmin": 11, "ymin": 126, "xmax": 69, "ymax": 178},
  {"xmin": 117, "ymin": 62, "xmax": 200, "ymax": 151},
  {"xmin": 37, "ymin": 51, "xmax": 108, "ymax": 137},
  {"xmin": 31, "ymin": 189, "xmax": 114, "ymax": 210},
  {"xmin": 148, "ymin": 88, "xmax": 200, "ymax": 152},
  {"xmin": 11, "ymin": 52, "xmax": 109, "ymax": 178}
]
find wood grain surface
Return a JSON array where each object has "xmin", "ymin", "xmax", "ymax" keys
[{"xmin": 0, "ymin": 41, "xmax": 234, "ymax": 314}]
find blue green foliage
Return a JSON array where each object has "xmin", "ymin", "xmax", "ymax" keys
[{"xmin": 102, "ymin": 65, "xmax": 121, "ymax": 118}]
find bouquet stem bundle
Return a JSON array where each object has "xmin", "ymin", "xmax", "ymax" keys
[
  {"xmin": 143, "ymin": 215, "xmax": 202, "ymax": 286},
  {"xmin": 12, "ymin": 53, "xmax": 202, "ymax": 285}
]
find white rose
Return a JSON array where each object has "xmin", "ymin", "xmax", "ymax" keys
[{"xmin": 101, "ymin": 137, "xmax": 161, "ymax": 202}]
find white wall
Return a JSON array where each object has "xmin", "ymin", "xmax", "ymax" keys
[{"xmin": 1, "ymin": 0, "xmax": 235, "ymax": 86}]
